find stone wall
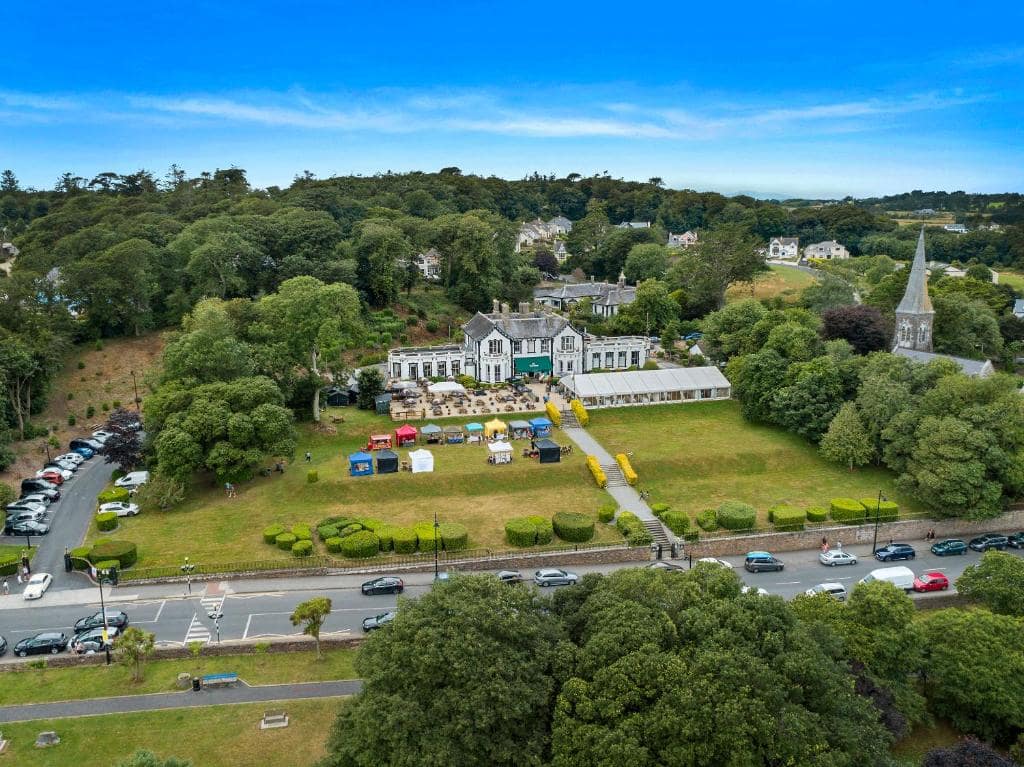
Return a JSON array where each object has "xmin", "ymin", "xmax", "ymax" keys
[{"xmin": 686, "ymin": 508, "xmax": 1024, "ymax": 558}]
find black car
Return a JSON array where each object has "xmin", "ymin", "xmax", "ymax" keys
[
  {"xmin": 14, "ymin": 632, "xmax": 68, "ymax": 656},
  {"xmin": 1007, "ymin": 532, "xmax": 1024, "ymax": 549},
  {"xmin": 969, "ymin": 533, "xmax": 1009, "ymax": 552},
  {"xmin": 3, "ymin": 519, "xmax": 50, "ymax": 536},
  {"xmin": 361, "ymin": 576, "xmax": 404, "ymax": 596},
  {"xmin": 74, "ymin": 609, "xmax": 130, "ymax": 634},
  {"xmin": 0, "ymin": 635, "xmax": 7, "ymax": 656},
  {"xmin": 647, "ymin": 561, "xmax": 686, "ymax": 572},
  {"xmin": 873, "ymin": 543, "xmax": 915, "ymax": 562},
  {"xmin": 744, "ymin": 552, "xmax": 784, "ymax": 573},
  {"xmin": 20, "ymin": 478, "xmax": 58, "ymax": 496},
  {"xmin": 362, "ymin": 611, "xmax": 396, "ymax": 632}
]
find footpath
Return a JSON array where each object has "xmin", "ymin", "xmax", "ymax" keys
[{"xmin": 0, "ymin": 679, "xmax": 363, "ymax": 723}]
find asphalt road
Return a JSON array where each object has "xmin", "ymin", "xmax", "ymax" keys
[
  {"xmin": 2, "ymin": 450, "xmax": 114, "ymax": 590},
  {"xmin": 2, "ymin": 540, "xmax": 1019, "ymax": 658}
]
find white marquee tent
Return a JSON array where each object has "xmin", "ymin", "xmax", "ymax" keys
[
  {"xmin": 487, "ymin": 440, "xmax": 513, "ymax": 465},
  {"xmin": 428, "ymin": 381, "xmax": 467, "ymax": 395},
  {"xmin": 559, "ymin": 367, "xmax": 731, "ymax": 409},
  {"xmin": 409, "ymin": 448, "xmax": 434, "ymax": 473}
]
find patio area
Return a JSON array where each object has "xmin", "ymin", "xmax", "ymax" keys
[{"xmin": 387, "ymin": 380, "xmax": 569, "ymax": 421}]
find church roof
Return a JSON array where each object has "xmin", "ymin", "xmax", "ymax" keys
[
  {"xmin": 896, "ymin": 228, "xmax": 934, "ymax": 315},
  {"xmin": 892, "ymin": 348, "xmax": 993, "ymax": 378}
]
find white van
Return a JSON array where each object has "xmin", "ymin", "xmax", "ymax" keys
[{"xmin": 859, "ymin": 566, "xmax": 915, "ymax": 592}]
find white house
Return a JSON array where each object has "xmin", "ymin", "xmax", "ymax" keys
[
  {"xmin": 514, "ymin": 217, "xmax": 573, "ymax": 253},
  {"xmin": 667, "ymin": 231, "xmax": 698, "ymax": 249},
  {"xmin": 533, "ymin": 272, "xmax": 636, "ymax": 318},
  {"xmin": 803, "ymin": 240, "xmax": 850, "ymax": 260},
  {"xmin": 413, "ymin": 248, "xmax": 442, "ymax": 280},
  {"xmin": 768, "ymin": 237, "xmax": 799, "ymax": 260},
  {"xmin": 552, "ymin": 241, "xmax": 570, "ymax": 264},
  {"xmin": 943, "ymin": 223, "xmax": 968, "ymax": 234},
  {"xmin": 616, "ymin": 221, "xmax": 651, "ymax": 229}
]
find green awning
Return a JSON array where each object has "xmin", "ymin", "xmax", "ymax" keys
[{"xmin": 514, "ymin": 356, "xmax": 552, "ymax": 373}]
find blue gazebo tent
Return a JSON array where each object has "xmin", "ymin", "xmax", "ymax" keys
[
  {"xmin": 421, "ymin": 423, "xmax": 443, "ymax": 444},
  {"xmin": 376, "ymin": 449, "xmax": 399, "ymax": 474},
  {"xmin": 529, "ymin": 417, "xmax": 552, "ymax": 437},
  {"xmin": 349, "ymin": 451, "xmax": 374, "ymax": 477},
  {"xmin": 465, "ymin": 422, "xmax": 484, "ymax": 443}
]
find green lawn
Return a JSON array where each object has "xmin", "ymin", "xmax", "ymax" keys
[
  {"xmin": 891, "ymin": 721, "xmax": 963, "ymax": 765},
  {"xmin": 0, "ymin": 698, "xmax": 342, "ymax": 767},
  {"xmin": 88, "ymin": 408, "xmax": 614, "ymax": 568},
  {"xmin": 997, "ymin": 269, "xmax": 1024, "ymax": 293},
  {"xmin": 0, "ymin": 647, "xmax": 358, "ymax": 707},
  {"xmin": 586, "ymin": 401, "xmax": 921, "ymax": 524},
  {"xmin": 726, "ymin": 265, "xmax": 818, "ymax": 304}
]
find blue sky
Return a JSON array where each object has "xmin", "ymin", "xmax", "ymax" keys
[{"xmin": 2, "ymin": 0, "xmax": 1023, "ymax": 197}]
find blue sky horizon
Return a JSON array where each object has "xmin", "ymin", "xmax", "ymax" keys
[{"xmin": 2, "ymin": 1, "xmax": 1023, "ymax": 198}]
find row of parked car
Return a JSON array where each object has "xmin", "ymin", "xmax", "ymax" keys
[{"xmin": 0, "ymin": 608, "xmax": 130, "ymax": 657}]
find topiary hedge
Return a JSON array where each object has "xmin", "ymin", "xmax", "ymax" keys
[
  {"xmin": 858, "ymin": 498, "xmax": 899, "ymax": 522},
  {"xmin": 716, "ymin": 500, "xmax": 757, "ymax": 531},
  {"xmin": 806, "ymin": 506, "xmax": 828, "ymax": 523},
  {"xmin": 830, "ymin": 498, "xmax": 868, "ymax": 524},
  {"xmin": 597, "ymin": 504, "xmax": 617, "ymax": 523},
  {"xmin": 87, "ymin": 540, "xmax": 138, "ymax": 569},
  {"xmin": 339, "ymin": 523, "xmax": 364, "ymax": 538},
  {"xmin": 525, "ymin": 515, "xmax": 553, "ymax": 545},
  {"xmin": 552, "ymin": 512, "xmax": 595, "ymax": 542},
  {"xmin": 696, "ymin": 509, "xmax": 718, "ymax": 532},
  {"xmin": 505, "ymin": 518, "xmax": 540, "ymax": 547},
  {"xmin": 661, "ymin": 511, "xmax": 690, "ymax": 535},
  {"xmin": 340, "ymin": 530, "xmax": 380, "ymax": 559},
  {"xmin": 615, "ymin": 453, "xmax": 638, "ymax": 485},
  {"xmin": 630, "ymin": 529, "xmax": 654, "ymax": 546},
  {"xmin": 769, "ymin": 504, "xmax": 805, "ymax": 531},
  {"xmin": 70, "ymin": 546, "xmax": 92, "ymax": 570},
  {"xmin": 275, "ymin": 532, "xmax": 297, "ymax": 551},
  {"xmin": 325, "ymin": 536, "xmax": 344, "ymax": 553},
  {"xmin": 291, "ymin": 524, "xmax": 313, "ymax": 541},
  {"xmin": 97, "ymin": 487, "xmax": 130, "ymax": 505},
  {"xmin": 439, "ymin": 522, "xmax": 469, "ymax": 551},
  {"xmin": 392, "ymin": 527, "xmax": 418, "ymax": 554},
  {"xmin": 92, "ymin": 559, "xmax": 121, "ymax": 574},
  {"xmin": 615, "ymin": 510, "xmax": 643, "ymax": 538},
  {"xmin": 292, "ymin": 540, "xmax": 314, "ymax": 557},
  {"xmin": 375, "ymin": 525, "xmax": 396, "ymax": 551},
  {"xmin": 263, "ymin": 524, "xmax": 285, "ymax": 544},
  {"xmin": 650, "ymin": 502, "xmax": 670, "ymax": 517},
  {"xmin": 317, "ymin": 525, "xmax": 339, "ymax": 541},
  {"xmin": 96, "ymin": 512, "xmax": 118, "ymax": 532},
  {"xmin": 413, "ymin": 523, "xmax": 439, "ymax": 551},
  {"xmin": 585, "ymin": 455, "xmax": 607, "ymax": 488}
]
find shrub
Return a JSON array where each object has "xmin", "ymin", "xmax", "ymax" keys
[
  {"xmin": 391, "ymin": 527, "xmax": 418, "ymax": 554},
  {"xmin": 112, "ymin": 400, "xmax": 121, "ymax": 408},
  {"xmin": 70, "ymin": 545, "xmax": 92, "ymax": 570},
  {"xmin": 526, "ymin": 515, "xmax": 554, "ymax": 545},
  {"xmin": 292, "ymin": 540, "xmax": 314, "ymax": 557},
  {"xmin": 101, "ymin": 402, "xmax": 109, "ymax": 412},
  {"xmin": 552, "ymin": 512, "xmax": 595, "ymax": 542},
  {"xmin": 858, "ymin": 498, "xmax": 899, "ymax": 522},
  {"xmin": 111, "ymin": 469, "xmax": 125, "ymax": 481},
  {"xmin": 425, "ymin": 319, "xmax": 439, "ymax": 333},
  {"xmin": 661, "ymin": 511, "xmax": 690, "ymax": 535},
  {"xmin": 86, "ymin": 405, "xmax": 95, "ymax": 418},
  {"xmin": 769, "ymin": 504, "xmax": 805, "ymax": 531},
  {"xmin": 92, "ymin": 559, "xmax": 121, "ymax": 574},
  {"xmin": 263, "ymin": 524, "xmax": 285, "ymax": 544},
  {"xmin": 317, "ymin": 525, "xmax": 339, "ymax": 541},
  {"xmin": 830, "ymin": 498, "xmax": 868, "ymax": 524},
  {"xmin": 94, "ymin": 339, "xmax": 104, "ymax": 351},
  {"xmin": 597, "ymin": 504, "xmax": 617, "ymax": 523},
  {"xmin": 339, "ymin": 523, "xmax": 364, "ymax": 538},
  {"xmin": 615, "ymin": 510, "xmax": 651, "ymax": 544},
  {"xmin": 325, "ymin": 537, "xmax": 344, "ymax": 553},
  {"xmin": 631, "ymin": 529, "xmax": 654, "ymax": 546},
  {"xmin": 98, "ymin": 487, "xmax": 130, "ymax": 505},
  {"xmin": 615, "ymin": 453, "xmax": 638, "ymax": 485},
  {"xmin": 505, "ymin": 518, "xmax": 539, "ymax": 547},
  {"xmin": 375, "ymin": 526, "xmax": 396, "ymax": 551},
  {"xmin": 405, "ymin": 316, "xmax": 418, "ymax": 326},
  {"xmin": 696, "ymin": 509, "xmax": 719, "ymax": 531},
  {"xmin": 358, "ymin": 518, "xmax": 384, "ymax": 532},
  {"xmin": 650, "ymin": 502, "xmax": 670, "ymax": 518},
  {"xmin": 96, "ymin": 512, "xmax": 118, "ymax": 532},
  {"xmin": 439, "ymin": 522, "xmax": 469, "ymax": 551},
  {"xmin": 67, "ymin": 414, "xmax": 76, "ymax": 426},
  {"xmin": 414, "ymin": 523, "xmax": 440, "ymax": 551},
  {"xmin": 275, "ymin": 532, "xmax": 297, "ymax": 551},
  {"xmin": 291, "ymin": 524, "xmax": 313, "ymax": 541},
  {"xmin": 340, "ymin": 530, "xmax": 379, "ymax": 559},
  {"xmin": 307, "ymin": 470, "xmax": 319, "ymax": 483},
  {"xmin": 806, "ymin": 506, "xmax": 828, "ymax": 522},
  {"xmin": 571, "ymin": 399, "xmax": 589, "ymax": 427},
  {"xmin": 716, "ymin": 500, "xmax": 757, "ymax": 531},
  {"xmin": 77, "ymin": 360, "xmax": 85, "ymax": 369},
  {"xmin": 586, "ymin": 455, "xmax": 607, "ymax": 488},
  {"xmin": 545, "ymin": 400, "xmax": 561, "ymax": 426},
  {"xmin": 87, "ymin": 540, "xmax": 138, "ymax": 568}
]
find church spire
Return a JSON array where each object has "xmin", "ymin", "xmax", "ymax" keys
[{"xmin": 893, "ymin": 227, "xmax": 934, "ymax": 352}]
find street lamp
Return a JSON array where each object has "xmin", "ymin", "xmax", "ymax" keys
[
  {"xmin": 181, "ymin": 557, "xmax": 196, "ymax": 595},
  {"xmin": 433, "ymin": 508, "xmax": 440, "ymax": 581},
  {"xmin": 871, "ymin": 490, "xmax": 888, "ymax": 556},
  {"xmin": 208, "ymin": 609, "xmax": 223, "ymax": 644},
  {"xmin": 130, "ymin": 370, "xmax": 141, "ymax": 412},
  {"xmin": 97, "ymin": 566, "xmax": 113, "ymax": 665}
]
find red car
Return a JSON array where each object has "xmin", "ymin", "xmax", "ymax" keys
[
  {"xmin": 913, "ymin": 571, "xmax": 949, "ymax": 592},
  {"xmin": 35, "ymin": 470, "xmax": 64, "ymax": 485}
]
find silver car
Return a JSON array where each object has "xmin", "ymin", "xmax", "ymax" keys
[
  {"xmin": 805, "ymin": 582, "xmax": 848, "ymax": 601},
  {"xmin": 533, "ymin": 568, "xmax": 579, "ymax": 587}
]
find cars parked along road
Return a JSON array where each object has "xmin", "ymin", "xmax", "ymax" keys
[
  {"xmin": 362, "ymin": 611, "xmax": 396, "ymax": 632},
  {"xmin": 361, "ymin": 576, "xmax": 404, "ymax": 595},
  {"xmin": 968, "ymin": 534, "xmax": 1008, "ymax": 552},
  {"xmin": 744, "ymin": 552, "xmax": 784, "ymax": 573},
  {"xmin": 819, "ymin": 550, "xmax": 858, "ymax": 567},
  {"xmin": 874, "ymin": 543, "xmax": 916, "ymax": 562},
  {"xmin": 534, "ymin": 569, "xmax": 579, "ymax": 586},
  {"xmin": 14, "ymin": 632, "xmax": 68, "ymax": 656},
  {"xmin": 930, "ymin": 539, "xmax": 967, "ymax": 556},
  {"xmin": 913, "ymin": 572, "xmax": 950, "ymax": 592}
]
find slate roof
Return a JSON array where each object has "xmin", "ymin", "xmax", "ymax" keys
[
  {"xmin": 533, "ymin": 281, "xmax": 636, "ymax": 306},
  {"xmin": 1014, "ymin": 299, "xmax": 1024, "ymax": 316},
  {"xmin": 892, "ymin": 347, "xmax": 993, "ymax": 377},
  {"xmin": 896, "ymin": 228, "xmax": 934, "ymax": 315},
  {"xmin": 463, "ymin": 311, "xmax": 573, "ymax": 340}
]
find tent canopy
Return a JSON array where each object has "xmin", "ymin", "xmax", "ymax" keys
[
  {"xmin": 428, "ymin": 381, "xmax": 466, "ymax": 395},
  {"xmin": 348, "ymin": 451, "xmax": 374, "ymax": 476},
  {"xmin": 443, "ymin": 425, "xmax": 464, "ymax": 434},
  {"xmin": 535, "ymin": 438, "xmax": 561, "ymax": 463},
  {"xmin": 465, "ymin": 422, "xmax": 484, "ymax": 433},
  {"xmin": 529, "ymin": 417, "xmax": 552, "ymax": 428},
  {"xmin": 391, "ymin": 381, "xmax": 417, "ymax": 391},
  {"xmin": 487, "ymin": 441, "xmax": 513, "ymax": 454},
  {"xmin": 484, "ymin": 418, "xmax": 507, "ymax": 438},
  {"xmin": 376, "ymin": 449, "xmax": 399, "ymax": 473},
  {"xmin": 395, "ymin": 424, "xmax": 417, "ymax": 444},
  {"xmin": 409, "ymin": 448, "xmax": 434, "ymax": 473},
  {"xmin": 560, "ymin": 367, "xmax": 730, "ymax": 399},
  {"xmin": 421, "ymin": 424, "xmax": 442, "ymax": 434},
  {"xmin": 349, "ymin": 451, "xmax": 373, "ymax": 463},
  {"xmin": 509, "ymin": 420, "xmax": 531, "ymax": 430}
]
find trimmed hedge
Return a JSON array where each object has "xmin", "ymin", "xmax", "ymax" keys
[
  {"xmin": 97, "ymin": 487, "xmax": 130, "ymax": 505},
  {"xmin": 615, "ymin": 510, "xmax": 651, "ymax": 545},
  {"xmin": 830, "ymin": 498, "xmax": 868, "ymax": 524},
  {"xmin": 306, "ymin": 470, "xmax": 319, "ymax": 484},
  {"xmin": 439, "ymin": 522, "xmax": 469, "ymax": 551},
  {"xmin": 375, "ymin": 526, "xmax": 396, "ymax": 551},
  {"xmin": 96, "ymin": 512, "xmax": 118, "ymax": 532},
  {"xmin": 70, "ymin": 546, "xmax": 92, "ymax": 570},
  {"xmin": 325, "ymin": 537, "xmax": 344, "ymax": 553},
  {"xmin": 92, "ymin": 559, "xmax": 121, "ymax": 574},
  {"xmin": 545, "ymin": 400, "xmax": 561, "ymax": 426},
  {"xmin": 769, "ymin": 504, "xmax": 805, "ymax": 532},
  {"xmin": 570, "ymin": 399, "xmax": 589, "ymax": 427},
  {"xmin": 650, "ymin": 503, "xmax": 670, "ymax": 517},
  {"xmin": 340, "ymin": 530, "xmax": 380, "ymax": 559},
  {"xmin": 291, "ymin": 524, "xmax": 313, "ymax": 542},
  {"xmin": 716, "ymin": 501, "xmax": 757, "ymax": 531},
  {"xmin": 392, "ymin": 527, "xmax": 418, "ymax": 554},
  {"xmin": 87, "ymin": 540, "xmax": 138, "ymax": 569},
  {"xmin": 263, "ymin": 524, "xmax": 285, "ymax": 544},
  {"xmin": 339, "ymin": 523, "xmax": 364, "ymax": 538},
  {"xmin": 615, "ymin": 453, "xmax": 638, "ymax": 486},
  {"xmin": 317, "ymin": 525, "xmax": 340, "ymax": 541},
  {"xmin": 275, "ymin": 532, "xmax": 297, "ymax": 551},
  {"xmin": 414, "ymin": 523, "xmax": 439, "ymax": 551},
  {"xmin": 806, "ymin": 506, "xmax": 828, "ymax": 523},
  {"xmin": 505, "ymin": 518, "xmax": 539, "ymax": 547},
  {"xmin": 525, "ymin": 515, "xmax": 553, "ymax": 545},
  {"xmin": 630, "ymin": 530, "xmax": 654, "ymax": 546},
  {"xmin": 597, "ymin": 504, "xmax": 617, "ymax": 523},
  {"xmin": 661, "ymin": 511, "xmax": 690, "ymax": 535},
  {"xmin": 358, "ymin": 518, "xmax": 384, "ymax": 532},
  {"xmin": 696, "ymin": 509, "xmax": 718, "ymax": 532},
  {"xmin": 552, "ymin": 512, "xmax": 595, "ymax": 542},
  {"xmin": 858, "ymin": 498, "xmax": 899, "ymax": 522},
  {"xmin": 292, "ymin": 540, "xmax": 314, "ymax": 557},
  {"xmin": 586, "ymin": 455, "xmax": 607, "ymax": 488}
]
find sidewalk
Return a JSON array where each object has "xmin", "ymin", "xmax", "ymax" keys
[
  {"xmin": 0, "ymin": 679, "xmax": 362, "ymax": 723},
  {"xmin": 561, "ymin": 426, "xmax": 657, "ymax": 523}
]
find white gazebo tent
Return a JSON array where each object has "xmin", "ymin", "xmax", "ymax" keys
[
  {"xmin": 487, "ymin": 441, "xmax": 513, "ymax": 465},
  {"xmin": 559, "ymin": 367, "xmax": 731, "ymax": 409},
  {"xmin": 427, "ymin": 381, "xmax": 467, "ymax": 396},
  {"xmin": 409, "ymin": 448, "xmax": 434, "ymax": 473}
]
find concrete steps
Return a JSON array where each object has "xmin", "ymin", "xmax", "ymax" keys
[
  {"xmin": 560, "ymin": 410, "xmax": 580, "ymax": 428},
  {"xmin": 601, "ymin": 463, "xmax": 627, "ymax": 487},
  {"xmin": 644, "ymin": 519, "xmax": 672, "ymax": 548}
]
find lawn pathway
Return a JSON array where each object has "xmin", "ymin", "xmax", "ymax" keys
[{"xmin": 560, "ymin": 426, "xmax": 657, "ymax": 524}]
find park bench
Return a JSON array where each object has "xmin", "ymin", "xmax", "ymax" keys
[{"xmin": 201, "ymin": 672, "xmax": 238, "ymax": 688}]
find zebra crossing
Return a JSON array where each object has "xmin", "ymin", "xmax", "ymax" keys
[{"xmin": 182, "ymin": 594, "xmax": 226, "ymax": 646}]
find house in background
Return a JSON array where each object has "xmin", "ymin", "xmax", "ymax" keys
[
  {"xmin": 533, "ymin": 272, "xmax": 636, "ymax": 318},
  {"xmin": 616, "ymin": 221, "xmax": 651, "ymax": 229},
  {"xmin": 552, "ymin": 241, "xmax": 570, "ymax": 264},
  {"xmin": 413, "ymin": 248, "xmax": 442, "ymax": 280},
  {"xmin": 768, "ymin": 236, "xmax": 799, "ymax": 260},
  {"xmin": 667, "ymin": 231, "xmax": 698, "ymax": 249},
  {"xmin": 514, "ymin": 217, "xmax": 573, "ymax": 253},
  {"xmin": 1013, "ymin": 299, "xmax": 1024, "ymax": 319},
  {"xmin": 803, "ymin": 240, "xmax": 850, "ymax": 260},
  {"xmin": 943, "ymin": 223, "xmax": 968, "ymax": 234}
]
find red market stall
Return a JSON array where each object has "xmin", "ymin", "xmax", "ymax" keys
[
  {"xmin": 366, "ymin": 434, "xmax": 393, "ymax": 451},
  {"xmin": 395, "ymin": 424, "xmax": 418, "ymax": 447}
]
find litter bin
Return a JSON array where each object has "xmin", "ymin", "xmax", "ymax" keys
[{"xmin": 192, "ymin": 677, "xmax": 202, "ymax": 692}]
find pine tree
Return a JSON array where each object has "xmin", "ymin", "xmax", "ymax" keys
[{"xmin": 819, "ymin": 402, "xmax": 874, "ymax": 470}]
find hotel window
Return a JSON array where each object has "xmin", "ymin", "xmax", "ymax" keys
[
  {"xmin": 631, "ymin": 351, "xmax": 640, "ymax": 366},
  {"xmin": 528, "ymin": 339, "xmax": 536, "ymax": 353},
  {"xmin": 566, "ymin": 360, "xmax": 573, "ymax": 372},
  {"xmin": 451, "ymin": 361, "xmax": 460, "ymax": 376},
  {"xmin": 392, "ymin": 363, "xmax": 401, "ymax": 377},
  {"xmin": 618, "ymin": 351, "xmax": 627, "ymax": 368},
  {"xmin": 409, "ymin": 364, "xmax": 418, "ymax": 379},
  {"xmin": 437, "ymin": 362, "xmax": 446, "ymax": 377},
  {"xmin": 513, "ymin": 340, "xmax": 522, "ymax": 354},
  {"xmin": 561, "ymin": 336, "xmax": 574, "ymax": 352},
  {"xmin": 423, "ymin": 362, "xmax": 432, "ymax": 378},
  {"xmin": 605, "ymin": 352, "xmax": 614, "ymax": 367},
  {"xmin": 488, "ymin": 339, "xmax": 502, "ymax": 355},
  {"xmin": 541, "ymin": 339, "xmax": 551, "ymax": 353},
  {"xmin": 592, "ymin": 353, "xmax": 600, "ymax": 368}
]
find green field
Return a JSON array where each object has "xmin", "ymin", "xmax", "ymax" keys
[
  {"xmin": 0, "ymin": 698, "xmax": 341, "ymax": 767},
  {"xmin": 0, "ymin": 647, "xmax": 358, "ymax": 707},
  {"xmin": 726, "ymin": 264, "xmax": 818, "ymax": 303},
  {"xmin": 586, "ymin": 401, "xmax": 920, "ymax": 524},
  {"xmin": 87, "ymin": 408, "xmax": 614, "ymax": 568},
  {"xmin": 891, "ymin": 721, "xmax": 963, "ymax": 765},
  {"xmin": 996, "ymin": 269, "xmax": 1024, "ymax": 293}
]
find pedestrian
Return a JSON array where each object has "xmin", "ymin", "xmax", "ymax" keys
[
  {"xmin": 821, "ymin": 536, "xmax": 828, "ymax": 548},
  {"xmin": 927, "ymin": 528, "xmax": 935, "ymax": 541},
  {"xmin": 836, "ymin": 540, "xmax": 842, "ymax": 551},
  {"xmin": 225, "ymin": 481, "xmax": 231, "ymax": 496},
  {"xmin": 22, "ymin": 566, "xmax": 29, "ymax": 581},
  {"xmin": 304, "ymin": 451, "xmax": 312, "ymax": 463},
  {"xmin": 21, "ymin": 554, "xmax": 30, "ymax": 575},
  {"xmin": 2, "ymin": 579, "xmax": 8, "ymax": 596},
  {"xmin": 15, "ymin": 571, "xmax": 22, "ymax": 586}
]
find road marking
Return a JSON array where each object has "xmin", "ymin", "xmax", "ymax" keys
[
  {"xmin": 243, "ymin": 614, "xmax": 254, "ymax": 640},
  {"xmin": 183, "ymin": 612, "xmax": 211, "ymax": 645},
  {"xmin": 775, "ymin": 581, "xmax": 801, "ymax": 585},
  {"xmin": 153, "ymin": 599, "xmax": 166, "ymax": 623}
]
